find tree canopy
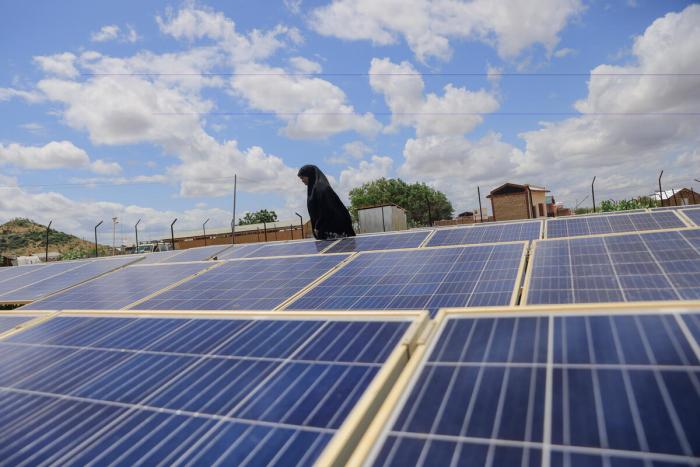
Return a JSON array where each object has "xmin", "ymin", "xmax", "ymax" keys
[
  {"xmin": 349, "ymin": 178, "xmax": 453, "ymax": 227},
  {"xmin": 238, "ymin": 209, "xmax": 278, "ymax": 225}
]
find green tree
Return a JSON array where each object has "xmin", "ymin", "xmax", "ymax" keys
[
  {"xmin": 238, "ymin": 209, "xmax": 278, "ymax": 225},
  {"xmin": 349, "ymin": 178, "xmax": 454, "ymax": 227}
]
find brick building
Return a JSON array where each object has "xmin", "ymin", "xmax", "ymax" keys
[
  {"xmin": 654, "ymin": 188, "xmax": 700, "ymax": 207},
  {"xmin": 487, "ymin": 183, "xmax": 549, "ymax": 221}
]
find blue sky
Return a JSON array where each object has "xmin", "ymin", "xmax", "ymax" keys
[{"xmin": 1, "ymin": 0, "xmax": 699, "ymax": 242}]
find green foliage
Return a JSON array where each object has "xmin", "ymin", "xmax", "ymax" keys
[
  {"xmin": 599, "ymin": 196, "xmax": 657, "ymax": 212},
  {"xmin": 61, "ymin": 247, "xmax": 92, "ymax": 260},
  {"xmin": 349, "ymin": 178, "xmax": 454, "ymax": 227},
  {"xmin": 238, "ymin": 209, "xmax": 278, "ymax": 225}
]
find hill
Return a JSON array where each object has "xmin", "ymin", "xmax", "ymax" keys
[{"xmin": 0, "ymin": 218, "xmax": 111, "ymax": 259}]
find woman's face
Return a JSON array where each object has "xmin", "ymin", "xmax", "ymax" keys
[{"xmin": 299, "ymin": 176, "xmax": 310, "ymax": 185}]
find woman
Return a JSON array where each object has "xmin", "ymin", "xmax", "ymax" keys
[{"xmin": 298, "ymin": 165, "xmax": 356, "ymax": 240}]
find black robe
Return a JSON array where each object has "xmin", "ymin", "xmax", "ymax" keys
[{"xmin": 298, "ymin": 165, "xmax": 356, "ymax": 240}]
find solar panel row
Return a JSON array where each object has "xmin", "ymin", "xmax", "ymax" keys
[
  {"xmin": 546, "ymin": 211, "xmax": 687, "ymax": 239},
  {"xmin": 0, "ymin": 312, "xmax": 424, "ymax": 465},
  {"xmin": 0, "ymin": 315, "xmax": 34, "ymax": 335},
  {"xmin": 525, "ymin": 229, "xmax": 700, "ymax": 305},
  {"xmin": 286, "ymin": 243, "xmax": 527, "ymax": 317},
  {"xmin": 681, "ymin": 208, "xmax": 700, "ymax": 227},
  {"xmin": 359, "ymin": 305, "xmax": 700, "ymax": 467},
  {"xmin": 427, "ymin": 220, "xmax": 542, "ymax": 247}
]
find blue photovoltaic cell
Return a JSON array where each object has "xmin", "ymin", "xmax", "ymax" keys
[
  {"xmin": 243, "ymin": 240, "xmax": 333, "ymax": 258},
  {"xmin": 136, "ymin": 249, "xmax": 187, "ymax": 265},
  {"xmin": 133, "ymin": 254, "xmax": 350, "ymax": 310},
  {"xmin": 0, "ymin": 314, "xmax": 411, "ymax": 465},
  {"xmin": 20, "ymin": 263, "xmax": 211, "ymax": 310},
  {"xmin": 323, "ymin": 231, "xmax": 431, "ymax": 253},
  {"xmin": 526, "ymin": 229, "xmax": 700, "ymax": 305},
  {"xmin": 369, "ymin": 308, "xmax": 700, "ymax": 466},
  {"xmin": 0, "ymin": 261, "xmax": 94, "ymax": 296},
  {"xmin": 682, "ymin": 208, "xmax": 700, "ymax": 226},
  {"xmin": 287, "ymin": 243, "xmax": 525, "ymax": 316},
  {"xmin": 216, "ymin": 243, "xmax": 265, "ymax": 260},
  {"xmin": 575, "ymin": 209, "xmax": 648, "ymax": 215},
  {"xmin": 427, "ymin": 221, "xmax": 541, "ymax": 247},
  {"xmin": 157, "ymin": 244, "xmax": 232, "ymax": 263},
  {"xmin": 546, "ymin": 211, "xmax": 686, "ymax": 239},
  {"xmin": 0, "ymin": 316, "xmax": 33, "ymax": 334},
  {"xmin": 0, "ymin": 256, "xmax": 138, "ymax": 302},
  {"xmin": 0, "ymin": 263, "xmax": 48, "ymax": 284}
]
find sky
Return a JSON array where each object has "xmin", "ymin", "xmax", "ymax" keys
[{"xmin": 1, "ymin": 0, "xmax": 699, "ymax": 243}]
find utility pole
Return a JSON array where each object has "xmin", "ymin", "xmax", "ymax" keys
[
  {"xmin": 112, "ymin": 217, "xmax": 118, "ymax": 256},
  {"xmin": 477, "ymin": 186, "xmax": 484, "ymax": 223},
  {"xmin": 262, "ymin": 220, "xmax": 268, "ymax": 242},
  {"xmin": 170, "ymin": 218, "xmax": 178, "ymax": 250},
  {"xmin": 231, "ymin": 174, "xmax": 237, "ymax": 244},
  {"xmin": 94, "ymin": 220, "xmax": 103, "ymax": 258},
  {"xmin": 591, "ymin": 176, "xmax": 597, "ymax": 213},
  {"xmin": 45, "ymin": 220, "xmax": 52, "ymax": 262},
  {"xmin": 202, "ymin": 218, "xmax": 209, "ymax": 246},
  {"xmin": 657, "ymin": 170, "xmax": 664, "ymax": 207},
  {"xmin": 134, "ymin": 219, "xmax": 141, "ymax": 253},
  {"xmin": 295, "ymin": 212, "xmax": 303, "ymax": 238}
]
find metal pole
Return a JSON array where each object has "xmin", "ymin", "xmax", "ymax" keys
[
  {"xmin": 232, "ymin": 174, "xmax": 237, "ymax": 244},
  {"xmin": 425, "ymin": 195, "xmax": 433, "ymax": 227},
  {"xmin": 671, "ymin": 188, "xmax": 677, "ymax": 206},
  {"xmin": 295, "ymin": 212, "xmax": 303, "ymax": 238},
  {"xmin": 381, "ymin": 206, "xmax": 386, "ymax": 231},
  {"xmin": 94, "ymin": 220, "xmax": 103, "ymax": 258},
  {"xmin": 591, "ymin": 176, "xmax": 596, "ymax": 213},
  {"xmin": 203, "ymin": 218, "xmax": 209, "ymax": 247},
  {"xmin": 263, "ymin": 221, "xmax": 268, "ymax": 242},
  {"xmin": 170, "ymin": 218, "xmax": 178, "ymax": 250},
  {"xmin": 658, "ymin": 170, "xmax": 664, "ymax": 207},
  {"xmin": 691, "ymin": 187, "xmax": 697, "ymax": 205},
  {"xmin": 256, "ymin": 227, "xmax": 260, "ymax": 242},
  {"xmin": 45, "ymin": 220, "xmax": 52, "ymax": 262},
  {"xmin": 135, "ymin": 219, "xmax": 141, "ymax": 253},
  {"xmin": 112, "ymin": 217, "xmax": 118, "ymax": 256},
  {"xmin": 290, "ymin": 224, "xmax": 294, "ymax": 240},
  {"xmin": 477, "ymin": 186, "xmax": 484, "ymax": 223}
]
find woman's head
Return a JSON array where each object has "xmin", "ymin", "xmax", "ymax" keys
[{"xmin": 297, "ymin": 165, "xmax": 319, "ymax": 186}]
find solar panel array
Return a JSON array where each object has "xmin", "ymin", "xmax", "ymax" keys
[
  {"xmin": 0, "ymin": 313, "xmax": 417, "ymax": 465},
  {"xmin": 364, "ymin": 306, "xmax": 700, "ymax": 467},
  {"xmin": 525, "ymin": 229, "xmax": 700, "ymax": 305},
  {"xmin": 0, "ymin": 315, "xmax": 33, "ymax": 334},
  {"xmin": 138, "ymin": 244, "xmax": 231, "ymax": 264},
  {"xmin": 239, "ymin": 240, "xmax": 333, "ymax": 258},
  {"xmin": 0, "ymin": 257, "xmax": 139, "ymax": 303},
  {"xmin": 21, "ymin": 262, "xmax": 212, "ymax": 310},
  {"xmin": 287, "ymin": 243, "xmax": 526, "ymax": 316},
  {"xmin": 216, "ymin": 243, "xmax": 265, "ymax": 260},
  {"xmin": 682, "ymin": 208, "xmax": 700, "ymax": 226},
  {"xmin": 546, "ymin": 211, "xmax": 686, "ymax": 238},
  {"xmin": 324, "ymin": 231, "xmax": 430, "ymax": 253},
  {"xmin": 427, "ymin": 220, "xmax": 542, "ymax": 247},
  {"xmin": 133, "ymin": 254, "xmax": 350, "ymax": 310}
]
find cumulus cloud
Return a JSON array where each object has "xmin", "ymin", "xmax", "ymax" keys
[
  {"xmin": 91, "ymin": 25, "xmax": 120, "ymax": 42},
  {"xmin": 289, "ymin": 56, "xmax": 322, "ymax": 73},
  {"xmin": 517, "ymin": 3, "xmax": 700, "ymax": 198},
  {"xmin": 0, "ymin": 141, "xmax": 121, "ymax": 174},
  {"xmin": 34, "ymin": 52, "xmax": 79, "ymax": 78},
  {"xmin": 369, "ymin": 58, "xmax": 499, "ymax": 137},
  {"xmin": 338, "ymin": 155, "xmax": 394, "ymax": 200},
  {"xmin": 0, "ymin": 87, "xmax": 44, "ymax": 103},
  {"xmin": 310, "ymin": 0, "xmax": 583, "ymax": 62}
]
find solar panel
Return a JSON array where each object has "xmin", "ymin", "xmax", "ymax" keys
[
  {"xmin": 0, "ymin": 311, "xmax": 423, "ymax": 465},
  {"xmin": 136, "ymin": 249, "xmax": 185, "ymax": 264},
  {"xmin": 215, "ymin": 243, "xmax": 265, "ymax": 260},
  {"xmin": 157, "ymin": 244, "xmax": 232, "ymax": 263},
  {"xmin": 574, "ymin": 209, "xmax": 648, "ymax": 216},
  {"xmin": 20, "ymin": 263, "xmax": 213, "ymax": 310},
  {"xmin": 681, "ymin": 208, "xmax": 700, "ymax": 226},
  {"xmin": 651, "ymin": 205, "xmax": 698, "ymax": 211},
  {"xmin": 242, "ymin": 240, "xmax": 334, "ymax": 258},
  {"xmin": 0, "ymin": 263, "xmax": 49, "ymax": 284},
  {"xmin": 525, "ymin": 229, "xmax": 700, "ymax": 305},
  {"xmin": 427, "ymin": 221, "xmax": 542, "ymax": 247},
  {"xmin": 546, "ymin": 211, "xmax": 686, "ymax": 238},
  {"xmin": 133, "ymin": 254, "xmax": 351, "ymax": 310},
  {"xmin": 0, "ymin": 315, "xmax": 34, "ymax": 334},
  {"xmin": 323, "ymin": 231, "xmax": 431, "ymax": 254},
  {"xmin": 358, "ymin": 304, "xmax": 700, "ymax": 467},
  {"xmin": 0, "ymin": 256, "xmax": 139, "ymax": 303},
  {"xmin": 0, "ymin": 261, "xmax": 91, "ymax": 296},
  {"xmin": 286, "ymin": 243, "xmax": 527, "ymax": 317}
]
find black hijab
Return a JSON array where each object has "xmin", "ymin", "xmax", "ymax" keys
[{"xmin": 298, "ymin": 165, "xmax": 356, "ymax": 240}]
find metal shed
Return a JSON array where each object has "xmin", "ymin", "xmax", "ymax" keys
[{"xmin": 357, "ymin": 204, "xmax": 408, "ymax": 233}]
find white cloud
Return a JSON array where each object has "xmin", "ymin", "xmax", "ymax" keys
[
  {"xmin": 33, "ymin": 52, "xmax": 79, "ymax": 78},
  {"xmin": 289, "ymin": 56, "xmax": 322, "ymax": 73},
  {"xmin": 284, "ymin": 0, "xmax": 303, "ymax": 14},
  {"xmin": 342, "ymin": 141, "xmax": 372, "ymax": 159},
  {"xmin": 0, "ymin": 141, "xmax": 122, "ymax": 174},
  {"xmin": 91, "ymin": 25, "xmax": 120, "ymax": 42},
  {"xmin": 369, "ymin": 58, "xmax": 499, "ymax": 137},
  {"xmin": 310, "ymin": 0, "xmax": 583, "ymax": 62},
  {"xmin": 553, "ymin": 47, "xmax": 576, "ymax": 58},
  {"xmin": 231, "ymin": 63, "xmax": 381, "ymax": 139},
  {"xmin": 0, "ymin": 87, "xmax": 45, "ymax": 103},
  {"xmin": 338, "ymin": 155, "xmax": 394, "ymax": 200}
]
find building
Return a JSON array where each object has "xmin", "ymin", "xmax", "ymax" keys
[
  {"xmin": 357, "ymin": 204, "xmax": 407, "ymax": 233},
  {"xmin": 487, "ymin": 183, "xmax": 550, "ymax": 221},
  {"xmin": 163, "ymin": 219, "xmax": 313, "ymax": 249},
  {"xmin": 653, "ymin": 188, "xmax": 700, "ymax": 207}
]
